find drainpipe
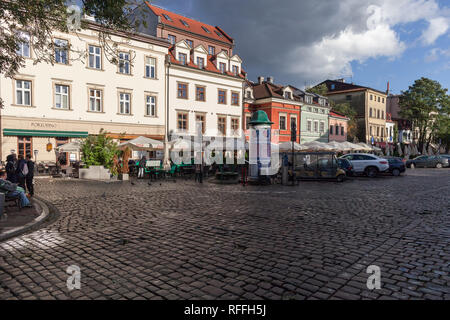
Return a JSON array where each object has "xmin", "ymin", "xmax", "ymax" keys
[{"xmin": 163, "ymin": 55, "xmax": 171, "ymax": 169}]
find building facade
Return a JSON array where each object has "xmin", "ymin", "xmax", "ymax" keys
[
  {"xmin": 385, "ymin": 113, "xmax": 395, "ymax": 144},
  {"xmin": 297, "ymin": 91, "xmax": 331, "ymax": 144},
  {"xmin": 319, "ymin": 79, "xmax": 387, "ymax": 146},
  {"xmin": 0, "ymin": 21, "xmax": 170, "ymax": 163},
  {"xmin": 328, "ymin": 111, "xmax": 349, "ymax": 142}
]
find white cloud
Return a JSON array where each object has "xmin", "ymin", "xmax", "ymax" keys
[
  {"xmin": 425, "ymin": 47, "xmax": 450, "ymax": 62},
  {"xmin": 421, "ymin": 17, "xmax": 450, "ymax": 45}
]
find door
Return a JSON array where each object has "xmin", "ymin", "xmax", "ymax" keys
[
  {"xmin": 56, "ymin": 137, "xmax": 69, "ymax": 167},
  {"xmin": 18, "ymin": 136, "xmax": 32, "ymax": 158},
  {"xmin": 415, "ymin": 156, "xmax": 427, "ymax": 167}
]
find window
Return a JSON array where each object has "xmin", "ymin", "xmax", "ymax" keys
[
  {"xmin": 185, "ymin": 39, "xmax": 193, "ymax": 48},
  {"xmin": 168, "ymin": 35, "xmax": 176, "ymax": 45},
  {"xmin": 381, "ymin": 111, "xmax": 384, "ymax": 119},
  {"xmin": 306, "ymin": 96, "xmax": 312, "ymax": 104},
  {"xmin": 376, "ymin": 127, "xmax": 380, "ymax": 136},
  {"xmin": 219, "ymin": 62, "xmax": 226, "ymax": 73},
  {"xmin": 279, "ymin": 115, "xmax": 286, "ymax": 130},
  {"xmin": 196, "ymin": 114, "xmax": 206, "ymax": 134},
  {"xmin": 370, "ymin": 94, "xmax": 373, "ymax": 100},
  {"xmin": 290, "ymin": 117, "xmax": 297, "ymax": 131},
  {"xmin": 307, "ymin": 120, "xmax": 312, "ymax": 132},
  {"xmin": 145, "ymin": 57, "xmax": 156, "ymax": 78},
  {"xmin": 246, "ymin": 116, "xmax": 252, "ymax": 130},
  {"xmin": 16, "ymin": 32, "xmax": 30, "ymax": 57},
  {"xmin": 377, "ymin": 110, "xmax": 380, "ymax": 119},
  {"xmin": 215, "ymin": 30, "xmax": 223, "ymax": 38},
  {"xmin": 196, "ymin": 86, "xmax": 205, "ymax": 101},
  {"xmin": 218, "ymin": 117, "xmax": 226, "ymax": 135},
  {"xmin": 307, "ymin": 106, "xmax": 312, "ymax": 112},
  {"xmin": 218, "ymin": 89, "xmax": 226, "ymax": 104},
  {"xmin": 197, "ymin": 57, "xmax": 205, "ymax": 69},
  {"xmin": 208, "ymin": 46, "xmax": 215, "ymax": 55},
  {"xmin": 88, "ymin": 45, "xmax": 101, "ymax": 69},
  {"xmin": 246, "ymin": 91, "xmax": 252, "ymax": 99},
  {"xmin": 284, "ymin": 92, "xmax": 291, "ymax": 99},
  {"xmin": 382, "ymin": 98, "xmax": 385, "ymax": 103},
  {"xmin": 231, "ymin": 92, "xmax": 239, "ymax": 106},
  {"xmin": 330, "ymin": 125, "xmax": 333, "ymax": 135},
  {"xmin": 370, "ymin": 108, "xmax": 373, "ymax": 117},
  {"xmin": 319, "ymin": 122, "xmax": 325, "ymax": 133},
  {"xmin": 180, "ymin": 19, "xmax": 189, "ymax": 27},
  {"xmin": 231, "ymin": 118, "xmax": 239, "ymax": 135},
  {"xmin": 370, "ymin": 126, "xmax": 373, "ymax": 136},
  {"xmin": 119, "ymin": 52, "xmax": 130, "ymax": 74},
  {"xmin": 18, "ymin": 137, "xmax": 32, "ymax": 158},
  {"xmin": 378, "ymin": 96, "xmax": 380, "ymax": 102},
  {"xmin": 346, "ymin": 95, "xmax": 352, "ymax": 101},
  {"xmin": 119, "ymin": 93, "xmax": 131, "ymax": 114},
  {"xmin": 232, "ymin": 65, "xmax": 239, "ymax": 75},
  {"xmin": 177, "ymin": 83, "xmax": 188, "ymax": 99},
  {"xmin": 146, "ymin": 95, "xmax": 156, "ymax": 117},
  {"xmin": 341, "ymin": 126, "xmax": 344, "ymax": 136},
  {"xmin": 331, "ymin": 84, "xmax": 335, "ymax": 90},
  {"xmin": 177, "ymin": 112, "xmax": 188, "ymax": 131},
  {"xmin": 202, "ymin": 26, "xmax": 210, "ymax": 33},
  {"xmin": 314, "ymin": 121, "xmax": 319, "ymax": 132},
  {"xmin": 55, "ymin": 84, "xmax": 69, "ymax": 109},
  {"xmin": 89, "ymin": 89, "xmax": 102, "ymax": 112},
  {"xmin": 162, "ymin": 14, "xmax": 172, "ymax": 22},
  {"xmin": 55, "ymin": 39, "xmax": 68, "ymax": 64},
  {"xmin": 179, "ymin": 53, "xmax": 187, "ymax": 65},
  {"xmin": 314, "ymin": 108, "xmax": 318, "ymax": 113},
  {"xmin": 15, "ymin": 80, "xmax": 32, "ymax": 106}
]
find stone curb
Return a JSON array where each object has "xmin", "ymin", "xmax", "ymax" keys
[{"xmin": 0, "ymin": 197, "xmax": 50, "ymax": 242}]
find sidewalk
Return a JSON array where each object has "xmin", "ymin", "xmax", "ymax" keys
[{"xmin": 0, "ymin": 198, "xmax": 49, "ymax": 242}]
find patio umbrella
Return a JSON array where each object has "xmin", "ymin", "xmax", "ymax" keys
[
  {"xmin": 356, "ymin": 142, "xmax": 373, "ymax": 151},
  {"xmin": 302, "ymin": 141, "xmax": 334, "ymax": 151},
  {"xmin": 56, "ymin": 141, "xmax": 81, "ymax": 152},
  {"xmin": 279, "ymin": 141, "xmax": 308, "ymax": 152},
  {"xmin": 118, "ymin": 136, "xmax": 164, "ymax": 151}
]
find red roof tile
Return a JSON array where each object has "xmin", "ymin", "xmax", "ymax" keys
[
  {"xmin": 329, "ymin": 111, "xmax": 350, "ymax": 120},
  {"xmin": 145, "ymin": 2, "xmax": 233, "ymax": 45}
]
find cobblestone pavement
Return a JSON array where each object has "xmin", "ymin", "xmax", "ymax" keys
[{"xmin": 0, "ymin": 169, "xmax": 449, "ymax": 300}]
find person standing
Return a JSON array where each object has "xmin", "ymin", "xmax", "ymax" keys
[
  {"xmin": 138, "ymin": 156, "xmax": 146, "ymax": 179},
  {"xmin": 16, "ymin": 154, "xmax": 28, "ymax": 189},
  {"xmin": 25, "ymin": 154, "xmax": 35, "ymax": 197},
  {"xmin": 5, "ymin": 154, "xmax": 17, "ymax": 183}
]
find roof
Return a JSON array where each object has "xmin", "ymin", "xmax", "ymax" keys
[
  {"xmin": 329, "ymin": 111, "xmax": 350, "ymax": 120},
  {"xmin": 319, "ymin": 80, "xmax": 388, "ymax": 96},
  {"xmin": 168, "ymin": 47, "xmax": 245, "ymax": 79},
  {"xmin": 145, "ymin": 2, "xmax": 233, "ymax": 45}
]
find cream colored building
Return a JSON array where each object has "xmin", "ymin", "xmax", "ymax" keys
[{"xmin": 0, "ymin": 21, "xmax": 170, "ymax": 163}]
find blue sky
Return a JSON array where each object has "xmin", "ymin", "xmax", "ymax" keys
[{"xmin": 149, "ymin": 0, "xmax": 449, "ymax": 94}]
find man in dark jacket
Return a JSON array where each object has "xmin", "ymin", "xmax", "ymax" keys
[
  {"xmin": 5, "ymin": 154, "xmax": 17, "ymax": 183},
  {"xmin": 16, "ymin": 154, "xmax": 27, "ymax": 189},
  {"xmin": 26, "ymin": 154, "xmax": 35, "ymax": 196},
  {"xmin": 0, "ymin": 171, "xmax": 31, "ymax": 208}
]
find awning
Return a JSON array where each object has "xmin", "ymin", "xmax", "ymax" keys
[{"xmin": 3, "ymin": 128, "xmax": 89, "ymax": 138}]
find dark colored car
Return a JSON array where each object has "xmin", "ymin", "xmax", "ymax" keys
[
  {"xmin": 439, "ymin": 154, "xmax": 450, "ymax": 164},
  {"xmin": 337, "ymin": 158, "xmax": 355, "ymax": 176},
  {"xmin": 383, "ymin": 156, "xmax": 406, "ymax": 176},
  {"xmin": 406, "ymin": 155, "xmax": 449, "ymax": 168}
]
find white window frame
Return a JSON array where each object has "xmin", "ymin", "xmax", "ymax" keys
[
  {"xmin": 219, "ymin": 62, "xmax": 226, "ymax": 73},
  {"xmin": 55, "ymin": 39, "xmax": 68, "ymax": 64},
  {"xmin": 15, "ymin": 80, "xmax": 32, "ymax": 106},
  {"xmin": 16, "ymin": 32, "xmax": 30, "ymax": 58},
  {"xmin": 319, "ymin": 121, "xmax": 325, "ymax": 133},
  {"xmin": 89, "ymin": 89, "xmax": 103, "ymax": 112},
  {"xmin": 208, "ymin": 46, "xmax": 215, "ymax": 55},
  {"xmin": 314, "ymin": 121, "xmax": 319, "ymax": 133},
  {"xmin": 119, "ymin": 92, "xmax": 131, "ymax": 114},
  {"xmin": 145, "ymin": 57, "xmax": 156, "ymax": 79},
  {"xmin": 197, "ymin": 57, "xmax": 205, "ymax": 69},
  {"xmin": 179, "ymin": 53, "xmax": 187, "ymax": 65},
  {"xmin": 307, "ymin": 120, "xmax": 312, "ymax": 132},
  {"xmin": 279, "ymin": 114, "xmax": 287, "ymax": 130},
  {"xmin": 119, "ymin": 52, "xmax": 131, "ymax": 74},
  {"xmin": 146, "ymin": 95, "xmax": 156, "ymax": 117},
  {"xmin": 55, "ymin": 84, "xmax": 69, "ymax": 109},
  {"xmin": 88, "ymin": 45, "xmax": 102, "ymax": 69}
]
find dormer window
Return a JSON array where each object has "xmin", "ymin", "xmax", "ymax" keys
[
  {"xmin": 331, "ymin": 84, "xmax": 335, "ymax": 90},
  {"xmin": 179, "ymin": 53, "xmax": 187, "ymax": 65},
  {"xmin": 246, "ymin": 91, "xmax": 252, "ymax": 99},
  {"xmin": 219, "ymin": 62, "xmax": 226, "ymax": 73},
  {"xmin": 162, "ymin": 14, "xmax": 172, "ymax": 22},
  {"xmin": 180, "ymin": 19, "xmax": 189, "ymax": 27},
  {"xmin": 232, "ymin": 65, "xmax": 239, "ymax": 75},
  {"xmin": 185, "ymin": 39, "xmax": 193, "ymax": 48},
  {"xmin": 215, "ymin": 30, "xmax": 223, "ymax": 37},
  {"xmin": 202, "ymin": 26, "xmax": 210, "ymax": 33},
  {"xmin": 197, "ymin": 57, "xmax": 205, "ymax": 69},
  {"xmin": 284, "ymin": 92, "xmax": 291, "ymax": 99}
]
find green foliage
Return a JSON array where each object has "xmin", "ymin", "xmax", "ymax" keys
[
  {"xmin": 399, "ymin": 77, "xmax": 450, "ymax": 150},
  {"xmin": 306, "ymin": 84, "xmax": 328, "ymax": 96},
  {"xmin": 80, "ymin": 129, "xmax": 119, "ymax": 169},
  {"xmin": 332, "ymin": 102, "xmax": 358, "ymax": 141}
]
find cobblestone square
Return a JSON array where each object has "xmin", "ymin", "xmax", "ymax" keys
[{"xmin": 0, "ymin": 169, "xmax": 449, "ymax": 300}]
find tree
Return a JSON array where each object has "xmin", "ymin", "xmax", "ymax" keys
[
  {"xmin": 0, "ymin": 0, "xmax": 146, "ymax": 106},
  {"xmin": 331, "ymin": 103, "xmax": 358, "ymax": 141},
  {"xmin": 399, "ymin": 77, "xmax": 450, "ymax": 151},
  {"xmin": 80, "ymin": 129, "xmax": 120, "ymax": 169},
  {"xmin": 306, "ymin": 84, "xmax": 328, "ymax": 96}
]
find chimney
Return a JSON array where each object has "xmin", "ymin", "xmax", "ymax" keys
[
  {"xmin": 258, "ymin": 76, "xmax": 264, "ymax": 84},
  {"xmin": 267, "ymin": 76, "xmax": 274, "ymax": 84},
  {"xmin": 386, "ymin": 81, "xmax": 390, "ymax": 95},
  {"xmin": 335, "ymin": 78, "xmax": 345, "ymax": 83}
]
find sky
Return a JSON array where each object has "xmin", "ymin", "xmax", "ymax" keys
[{"xmin": 149, "ymin": 0, "xmax": 450, "ymax": 94}]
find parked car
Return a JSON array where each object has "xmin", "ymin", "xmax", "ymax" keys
[
  {"xmin": 337, "ymin": 158, "xmax": 355, "ymax": 177},
  {"xmin": 406, "ymin": 155, "xmax": 449, "ymax": 168},
  {"xmin": 339, "ymin": 153, "xmax": 389, "ymax": 178},
  {"xmin": 383, "ymin": 156, "xmax": 406, "ymax": 176},
  {"xmin": 291, "ymin": 152, "xmax": 347, "ymax": 182},
  {"xmin": 439, "ymin": 154, "xmax": 450, "ymax": 164}
]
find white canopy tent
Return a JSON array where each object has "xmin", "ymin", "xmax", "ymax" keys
[
  {"xmin": 279, "ymin": 141, "xmax": 308, "ymax": 152},
  {"xmin": 55, "ymin": 141, "xmax": 81, "ymax": 153},
  {"xmin": 118, "ymin": 136, "xmax": 164, "ymax": 151}
]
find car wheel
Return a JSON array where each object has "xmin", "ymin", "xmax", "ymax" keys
[
  {"xmin": 410, "ymin": 163, "xmax": 415, "ymax": 169},
  {"xmin": 366, "ymin": 167, "xmax": 378, "ymax": 178},
  {"xmin": 392, "ymin": 168, "xmax": 400, "ymax": 176},
  {"xmin": 336, "ymin": 174, "xmax": 345, "ymax": 183},
  {"xmin": 436, "ymin": 163, "xmax": 443, "ymax": 169}
]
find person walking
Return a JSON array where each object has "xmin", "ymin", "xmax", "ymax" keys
[
  {"xmin": 16, "ymin": 154, "xmax": 28, "ymax": 189},
  {"xmin": 195, "ymin": 162, "xmax": 203, "ymax": 183},
  {"xmin": 25, "ymin": 154, "xmax": 35, "ymax": 197},
  {"xmin": 5, "ymin": 154, "xmax": 17, "ymax": 183},
  {"xmin": 138, "ymin": 156, "xmax": 146, "ymax": 179}
]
